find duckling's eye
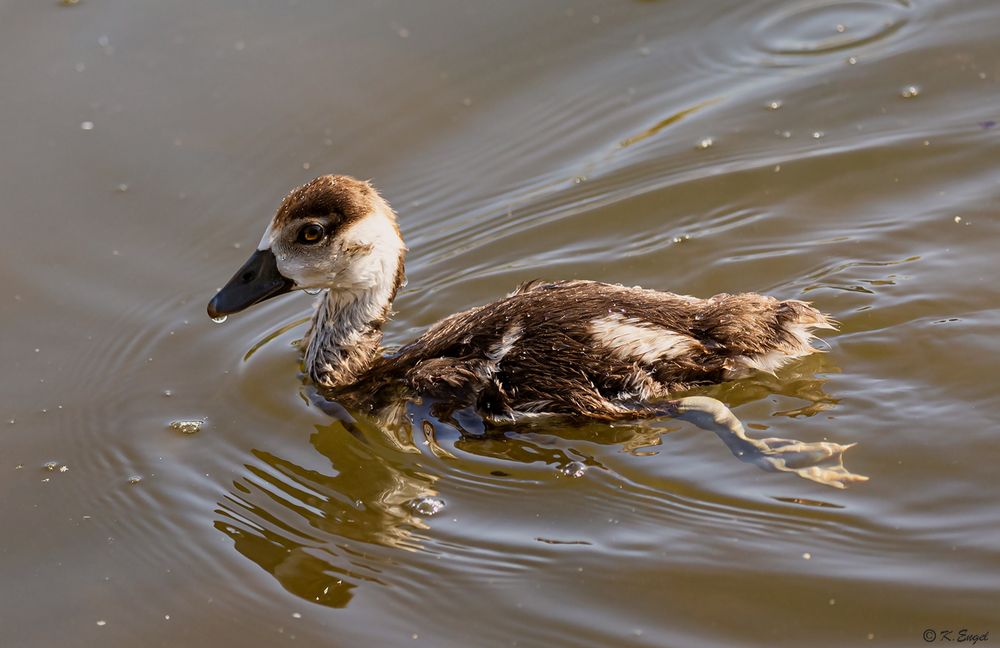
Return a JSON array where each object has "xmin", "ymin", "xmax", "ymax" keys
[{"xmin": 297, "ymin": 223, "xmax": 325, "ymax": 244}]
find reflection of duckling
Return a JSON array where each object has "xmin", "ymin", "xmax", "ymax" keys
[
  {"xmin": 215, "ymin": 417, "xmax": 441, "ymax": 608},
  {"xmin": 208, "ymin": 175, "xmax": 838, "ymax": 422}
]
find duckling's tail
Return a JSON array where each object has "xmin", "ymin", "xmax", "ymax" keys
[{"xmin": 708, "ymin": 296, "xmax": 837, "ymax": 379}]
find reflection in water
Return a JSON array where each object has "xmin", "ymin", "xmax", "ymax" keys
[
  {"xmin": 215, "ymin": 414, "xmax": 439, "ymax": 608},
  {"xmin": 691, "ymin": 351, "xmax": 840, "ymax": 411},
  {"xmin": 216, "ymin": 354, "xmax": 863, "ymax": 607}
]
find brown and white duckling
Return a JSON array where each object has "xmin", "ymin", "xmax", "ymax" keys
[{"xmin": 207, "ymin": 174, "xmax": 838, "ymax": 424}]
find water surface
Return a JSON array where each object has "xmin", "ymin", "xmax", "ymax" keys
[{"xmin": 2, "ymin": 0, "xmax": 999, "ymax": 646}]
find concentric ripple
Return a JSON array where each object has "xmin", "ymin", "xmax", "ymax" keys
[{"xmin": 753, "ymin": 0, "xmax": 910, "ymax": 58}]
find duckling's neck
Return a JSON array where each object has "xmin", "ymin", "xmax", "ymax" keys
[
  {"xmin": 302, "ymin": 288, "xmax": 387, "ymax": 389},
  {"xmin": 303, "ymin": 234, "xmax": 406, "ymax": 389}
]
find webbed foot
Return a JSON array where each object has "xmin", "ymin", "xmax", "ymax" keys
[
  {"xmin": 749, "ymin": 436, "xmax": 868, "ymax": 489},
  {"xmin": 669, "ymin": 396, "xmax": 868, "ymax": 488}
]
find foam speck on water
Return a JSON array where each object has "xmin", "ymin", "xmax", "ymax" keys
[{"xmin": 168, "ymin": 419, "xmax": 204, "ymax": 435}]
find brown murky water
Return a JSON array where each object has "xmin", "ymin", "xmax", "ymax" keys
[{"xmin": 2, "ymin": 0, "xmax": 999, "ymax": 646}]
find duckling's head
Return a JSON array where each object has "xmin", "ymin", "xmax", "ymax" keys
[{"xmin": 207, "ymin": 174, "xmax": 405, "ymax": 319}]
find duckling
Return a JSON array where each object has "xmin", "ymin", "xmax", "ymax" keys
[{"xmin": 207, "ymin": 174, "xmax": 837, "ymax": 423}]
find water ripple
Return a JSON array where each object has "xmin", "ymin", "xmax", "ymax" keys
[{"xmin": 752, "ymin": 0, "xmax": 911, "ymax": 59}]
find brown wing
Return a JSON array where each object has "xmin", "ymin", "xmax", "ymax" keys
[{"xmin": 366, "ymin": 280, "xmax": 833, "ymax": 418}]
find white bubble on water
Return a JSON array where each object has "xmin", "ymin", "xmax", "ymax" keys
[{"xmin": 406, "ymin": 496, "xmax": 445, "ymax": 517}]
